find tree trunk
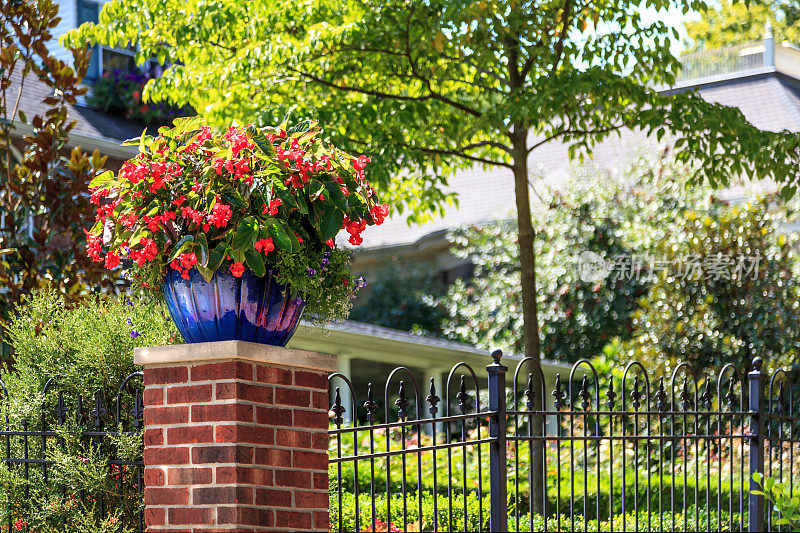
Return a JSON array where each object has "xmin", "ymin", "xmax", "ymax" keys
[{"xmin": 510, "ymin": 125, "xmax": 546, "ymax": 516}]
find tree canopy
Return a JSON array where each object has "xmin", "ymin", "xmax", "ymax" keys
[{"xmin": 686, "ymin": 0, "xmax": 800, "ymax": 49}]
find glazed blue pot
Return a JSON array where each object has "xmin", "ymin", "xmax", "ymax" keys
[{"xmin": 161, "ymin": 267, "xmax": 305, "ymax": 346}]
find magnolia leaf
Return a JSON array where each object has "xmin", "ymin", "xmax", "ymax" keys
[
  {"xmin": 264, "ymin": 219, "xmax": 293, "ymax": 251},
  {"xmin": 173, "ymin": 116, "xmax": 203, "ymax": 132},
  {"xmin": 138, "ymin": 128, "xmax": 148, "ymax": 153},
  {"xmin": 230, "ymin": 247, "xmax": 246, "ymax": 264},
  {"xmin": 167, "ymin": 235, "xmax": 194, "ymax": 262},
  {"xmin": 245, "ymin": 248, "xmax": 266, "ymax": 277},
  {"xmin": 222, "ymin": 191, "xmax": 249, "ymax": 211},
  {"xmin": 324, "ymin": 181, "xmax": 348, "ymax": 212},
  {"xmin": 89, "ymin": 170, "xmax": 114, "ymax": 189}
]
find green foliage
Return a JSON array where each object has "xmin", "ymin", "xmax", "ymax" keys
[
  {"xmin": 331, "ymin": 490, "xmax": 742, "ymax": 532},
  {"xmin": 349, "ymin": 261, "xmax": 448, "ymax": 335},
  {"xmin": 0, "ymin": 427, "xmax": 143, "ymax": 532},
  {"xmin": 686, "ymin": 0, "xmax": 800, "ymax": 50},
  {"xmin": 88, "ymin": 120, "xmax": 385, "ymax": 322},
  {"xmin": 1, "ymin": 290, "xmax": 177, "ymax": 414},
  {"xmin": 624, "ymin": 196, "xmax": 800, "ymax": 374},
  {"xmin": 752, "ymin": 473, "xmax": 800, "ymax": 531},
  {"xmin": 64, "ymin": 0, "xmax": 800, "ymax": 220},
  {"xmin": 441, "ymin": 159, "xmax": 712, "ymax": 362}
]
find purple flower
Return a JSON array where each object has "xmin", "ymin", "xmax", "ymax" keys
[
  {"xmin": 306, "ymin": 267, "xmax": 316, "ymax": 277},
  {"xmin": 126, "ymin": 297, "xmax": 133, "ymax": 307},
  {"xmin": 356, "ymin": 277, "xmax": 367, "ymax": 289},
  {"xmin": 292, "ymin": 297, "xmax": 305, "ymax": 306},
  {"xmin": 129, "ymin": 330, "xmax": 141, "ymax": 339},
  {"xmin": 126, "ymin": 317, "xmax": 133, "ymax": 326}
]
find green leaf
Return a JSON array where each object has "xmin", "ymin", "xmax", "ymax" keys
[
  {"xmin": 167, "ymin": 235, "xmax": 194, "ymax": 262},
  {"xmin": 324, "ymin": 181, "xmax": 349, "ymax": 212},
  {"xmin": 245, "ymin": 248, "xmax": 266, "ymax": 276},
  {"xmin": 320, "ymin": 206, "xmax": 345, "ymax": 241},
  {"xmin": 222, "ymin": 191, "xmax": 249, "ymax": 211},
  {"xmin": 264, "ymin": 218, "xmax": 293, "ymax": 251},
  {"xmin": 173, "ymin": 116, "xmax": 203, "ymax": 132},
  {"xmin": 207, "ymin": 242, "xmax": 227, "ymax": 271},
  {"xmin": 231, "ymin": 216, "xmax": 258, "ymax": 250},
  {"xmin": 196, "ymin": 233, "xmax": 209, "ymax": 267},
  {"xmin": 196, "ymin": 262, "xmax": 215, "ymax": 282},
  {"xmin": 89, "ymin": 170, "xmax": 115, "ymax": 189}
]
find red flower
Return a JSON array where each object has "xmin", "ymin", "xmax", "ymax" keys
[
  {"xmin": 85, "ymin": 230, "xmax": 104, "ymax": 261},
  {"xmin": 105, "ymin": 251, "xmax": 121, "ymax": 269},
  {"xmin": 90, "ymin": 188, "xmax": 109, "ymax": 205},
  {"xmin": 179, "ymin": 252, "xmax": 197, "ymax": 270},
  {"xmin": 255, "ymin": 237, "xmax": 274, "ymax": 254},
  {"xmin": 197, "ymin": 125, "xmax": 212, "ymax": 142},
  {"xmin": 230, "ymin": 261, "xmax": 245, "ymax": 277},
  {"xmin": 208, "ymin": 202, "xmax": 233, "ymax": 228},
  {"xmin": 263, "ymin": 198, "xmax": 282, "ymax": 216},
  {"xmin": 172, "ymin": 195, "xmax": 187, "ymax": 207},
  {"xmin": 370, "ymin": 204, "xmax": 390, "ymax": 225},
  {"xmin": 326, "ymin": 239, "xmax": 334, "ymax": 247},
  {"xmin": 212, "ymin": 158, "xmax": 234, "ymax": 176},
  {"xmin": 224, "ymin": 126, "xmax": 254, "ymax": 157},
  {"xmin": 353, "ymin": 155, "xmax": 371, "ymax": 171}
]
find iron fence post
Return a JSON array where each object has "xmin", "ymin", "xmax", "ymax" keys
[
  {"xmin": 487, "ymin": 349, "xmax": 508, "ymax": 532},
  {"xmin": 748, "ymin": 357, "xmax": 766, "ymax": 532}
]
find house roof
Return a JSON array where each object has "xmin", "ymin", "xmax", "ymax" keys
[
  {"xmin": 357, "ymin": 69, "xmax": 800, "ymax": 251},
  {"xmin": 8, "ymin": 65, "xmax": 140, "ymax": 159},
  {"xmin": 287, "ymin": 319, "xmax": 571, "ymax": 379}
]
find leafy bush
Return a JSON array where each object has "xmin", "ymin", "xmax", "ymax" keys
[
  {"xmin": 350, "ymin": 261, "xmax": 448, "ymax": 336},
  {"xmin": 441, "ymin": 158, "xmax": 711, "ymax": 362},
  {"xmin": 624, "ymin": 195, "xmax": 800, "ymax": 374},
  {"xmin": 0, "ymin": 290, "xmax": 178, "ymax": 532},
  {"xmin": 752, "ymin": 473, "xmax": 800, "ymax": 531},
  {"xmin": 331, "ymin": 490, "xmax": 742, "ymax": 532}
]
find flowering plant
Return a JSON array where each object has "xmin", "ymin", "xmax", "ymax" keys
[
  {"xmin": 87, "ymin": 118, "xmax": 389, "ymax": 322},
  {"xmin": 87, "ymin": 67, "xmax": 188, "ymax": 125}
]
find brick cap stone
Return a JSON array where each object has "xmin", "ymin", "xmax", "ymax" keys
[{"xmin": 134, "ymin": 340, "xmax": 336, "ymax": 372}]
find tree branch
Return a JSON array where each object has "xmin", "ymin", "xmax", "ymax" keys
[
  {"xmin": 415, "ymin": 145, "xmax": 512, "ymax": 168},
  {"xmin": 551, "ymin": 0, "xmax": 574, "ymax": 73}
]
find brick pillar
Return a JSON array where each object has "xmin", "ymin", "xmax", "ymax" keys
[{"xmin": 134, "ymin": 341, "xmax": 333, "ymax": 532}]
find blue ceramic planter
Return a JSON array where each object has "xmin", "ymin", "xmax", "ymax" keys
[{"xmin": 161, "ymin": 267, "xmax": 305, "ymax": 346}]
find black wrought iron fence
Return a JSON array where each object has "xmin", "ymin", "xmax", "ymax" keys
[
  {"xmin": 0, "ymin": 372, "xmax": 145, "ymax": 532},
  {"xmin": 328, "ymin": 352, "xmax": 799, "ymax": 532}
]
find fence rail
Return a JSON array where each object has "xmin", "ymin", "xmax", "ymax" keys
[
  {"xmin": 0, "ymin": 372, "xmax": 145, "ymax": 532},
  {"xmin": 329, "ymin": 353, "xmax": 798, "ymax": 532}
]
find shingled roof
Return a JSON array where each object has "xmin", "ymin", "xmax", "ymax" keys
[{"xmin": 358, "ymin": 58, "xmax": 800, "ymax": 250}]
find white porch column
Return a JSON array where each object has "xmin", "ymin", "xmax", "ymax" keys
[{"xmin": 335, "ymin": 353, "xmax": 354, "ymax": 422}]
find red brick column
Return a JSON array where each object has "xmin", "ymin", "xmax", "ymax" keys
[{"xmin": 134, "ymin": 341, "xmax": 334, "ymax": 532}]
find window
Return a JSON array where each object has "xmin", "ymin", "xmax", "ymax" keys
[
  {"xmin": 77, "ymin": 0, "xmax": 100, "ymax": 80},
  {"xmin": 77, "ymin": 0, "xmax": 141, "ymax": 80}
]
